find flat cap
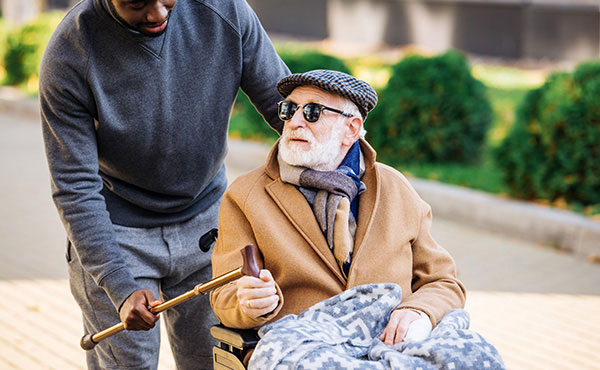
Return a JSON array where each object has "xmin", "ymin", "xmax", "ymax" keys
[{"xmin": 276, "ymin": 69, "xmax": 378, "ymax": 119}]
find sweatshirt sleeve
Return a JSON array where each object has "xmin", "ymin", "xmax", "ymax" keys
[
  {"xmin": 237, "ymin": 0, "xmax": 290, "ymax": 134},
  {"xmin": 398, "ymin": 199, "xmax": 466, "ymax": 326},
  {"xmin": 39, "ymin": 32, "xmax": 139, "ymax": 311},
  {"xmin": 210, "ymin": 181, "xmax": 284, "ymax": 329}
]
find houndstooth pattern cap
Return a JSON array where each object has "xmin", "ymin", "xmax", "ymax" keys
[{"xmin": 276, "ymin": 69, "xmax": 378, "ymax": 119}]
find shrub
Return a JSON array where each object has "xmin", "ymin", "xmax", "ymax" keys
[
  {"xmin": 495, "ymin": 60, "xmax": 600, "ymax": 206},
  {"xmin": 231, "ymin": 49, "xmax": 351, "ymax": 141},
  {"xmin": 366, "ymin": 50, "xmax": 492, "ymax": 165},
  {"xmin": 2, "ymin": 12, "xmax": 63, "ymax": 87}
]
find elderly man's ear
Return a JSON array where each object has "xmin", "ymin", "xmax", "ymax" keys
[{"xmin": 342, "ymin": 116, "xmax": 363, "ymax": 147}]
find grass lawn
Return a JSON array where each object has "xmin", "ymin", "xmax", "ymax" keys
[{"xmin": 395, "ymin": 151, "xmax": 509, "ymax": 195}]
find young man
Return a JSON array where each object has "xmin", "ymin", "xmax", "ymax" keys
[
  {"xmin": 39, "ymin": 0, "xmax": 289, "ymax": 368},
  {"xmin": 210, "ymin": 70, "xmax": 466, "ymax": 351}
]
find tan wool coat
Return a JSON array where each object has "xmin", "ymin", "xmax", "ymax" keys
[{"xmin": 210, "ymin": 139, "xmax": 466, "ymax": 329}]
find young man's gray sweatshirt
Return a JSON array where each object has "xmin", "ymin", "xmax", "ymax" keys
[{"xmin": 39, "ymin": 0, "xmax": 289, "ymax": 309}]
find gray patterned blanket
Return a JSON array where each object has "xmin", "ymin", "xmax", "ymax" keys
[{"xmin": 249, "ymin": 284, "xmax": 505, "ymax": 370}]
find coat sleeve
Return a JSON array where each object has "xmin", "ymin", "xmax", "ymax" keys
[
  {"xmin": 210, "ymin": 180, "xmax": 284, "ymax": 329},
  {"xmin": 398, "ymin": 199, "xmax": 466, "ymax": 326}
]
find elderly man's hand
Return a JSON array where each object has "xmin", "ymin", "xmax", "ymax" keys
[
  {"xmin": 236, "ymin": 269, "xmax": 279, "ymax": 318},
  {"xmin": 380, "ymin": 309, "xmax": 423, "ymax": 345}
]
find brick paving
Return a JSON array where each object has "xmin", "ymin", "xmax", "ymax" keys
[{"xmin": 1, "ymin": 111, "xmax": 600, "ymax": 369}]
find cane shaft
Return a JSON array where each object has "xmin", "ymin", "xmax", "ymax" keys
[
  {"xmin": 149, "ymin": 290, "xmax": 198, "ymax": 314},
  {"xmin": 82, "ymin": 244, "xmax": 258, "ymax": 350},
  {"xmin": 90, "ymin": 322, "xmax": 125, "ymax": 345},
  {"xmin": 85, "ymin": 268, "xmax": 245, "ymax": 348},
  {"xmin": 194, "ymin": 267, "xmax": 243, "ymax": 295},
  {"xmin": 150, "ymin": 268, "xmax": 244, "ymax": 313},
  {"xmin": 86, "ymin": 267, "xmax": 244, "ymax": 343}
]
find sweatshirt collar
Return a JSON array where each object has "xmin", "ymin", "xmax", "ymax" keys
[{"xmin": 98, "ymin": 0, "xmax": 169, "ymax": 54}]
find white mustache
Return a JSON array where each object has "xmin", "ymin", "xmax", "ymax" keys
[{"xmin": 284, "ymin": 127, "xmax": 314, "ymax": 144}]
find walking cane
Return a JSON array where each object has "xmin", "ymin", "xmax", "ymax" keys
[{"xmin": 80, "ymin": 244, "xmax": 260, "ymax": 350}]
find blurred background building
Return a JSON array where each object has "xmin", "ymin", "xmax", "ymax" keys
[
  {"xmin": 1, "ymin": 0, "xmax": 598, "ymax": 63},
  {"xmin": 248, "ymin": 0, "xmax": 600, "ymax": 63},
  {"xmin": 0, "ymin": 0, "xmax": 73, "ymax": 24}
]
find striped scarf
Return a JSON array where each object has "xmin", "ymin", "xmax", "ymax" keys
[{"xmin": 278, "ymin": 142, "xmax": 366, "ymax": 278}]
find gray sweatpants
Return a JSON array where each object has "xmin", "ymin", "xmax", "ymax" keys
[{"xmin": 67, "ymin": 203, "xmax": 219, "ymax": 370}]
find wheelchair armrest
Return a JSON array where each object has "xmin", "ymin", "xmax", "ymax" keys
[
  {"xmin": 211, "ymin": 324, "xmax": 259, "ymax": 350},
  {"xmin": 211, "ymin": 324, "xmax": 259, "ymax": 370}
]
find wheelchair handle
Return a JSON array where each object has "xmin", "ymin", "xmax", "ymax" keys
[{"xmin": 80, "ymin": 244, "xmax": 260, "ymax": 350}]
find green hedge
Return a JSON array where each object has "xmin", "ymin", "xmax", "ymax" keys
[
  {"xmin": 2, "ymin": 12, "xmax": 63, "ymax": 87},
  {"xmin": 366, "ymin": 50, "xmax": 492, "ymax": 165},
  {"xmin": 495, "ymin": 60, "xmax": 600, "ymax": 206},
  {"xmin": 230, "ymin": 49, "xmax": 351, "ymax": 141}
]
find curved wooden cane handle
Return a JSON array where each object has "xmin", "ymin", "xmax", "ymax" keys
[{"xmin": 240, "ymin": 244, "xmax": 260, "ymax": 278}]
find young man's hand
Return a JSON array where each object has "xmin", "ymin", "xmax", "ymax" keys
[
  {"xmin": 236, "ymin": 269, "xmax": 279, "ymax": 318},
  {"xmin": 119, "ymin": 289, "xmax": 162, "ymax": 330}
]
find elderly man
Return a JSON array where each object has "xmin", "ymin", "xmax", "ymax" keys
[{"xmin": 210, "ymin": 70, "xmax": 466, "ymax": 348}]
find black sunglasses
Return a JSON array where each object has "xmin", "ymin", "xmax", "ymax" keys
[{"xmin": 277, "ymin": 100, "xmax": 353, "ymax": 123}]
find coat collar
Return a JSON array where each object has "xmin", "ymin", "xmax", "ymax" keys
[{"xmin": 264, "ymin": 139, "xmax": 380, "ymax": 284}]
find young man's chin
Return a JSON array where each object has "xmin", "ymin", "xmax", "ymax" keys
[{"xmin": 138, "ymin": 20, "xmax": 169, "ymax": 37}]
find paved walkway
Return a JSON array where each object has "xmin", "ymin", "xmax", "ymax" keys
[{"xmin": 1, "ymin": 111, "xmax": 600, "ymax": 369}]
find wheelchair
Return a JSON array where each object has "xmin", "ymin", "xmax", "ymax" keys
[{"xmin": 211, "ymin": 324, "xmax": 259, "ymax": 370}]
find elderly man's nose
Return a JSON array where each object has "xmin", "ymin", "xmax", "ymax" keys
[
  {"xmin": 288, "ymin": 109, "xmax": 308, "ymax": 128},
  {"xmin": 146, "ymin": 1, "xmax": 169, "ymax": 23}
]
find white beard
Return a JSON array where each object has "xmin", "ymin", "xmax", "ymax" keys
[{"xmin": 278, "ymin": 124, "xmax": 345, "ymax": 171}]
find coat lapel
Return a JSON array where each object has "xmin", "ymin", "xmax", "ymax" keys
[{"xmin": 266, "ymin": 180, "xmax": 346, "ymax": 284}]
